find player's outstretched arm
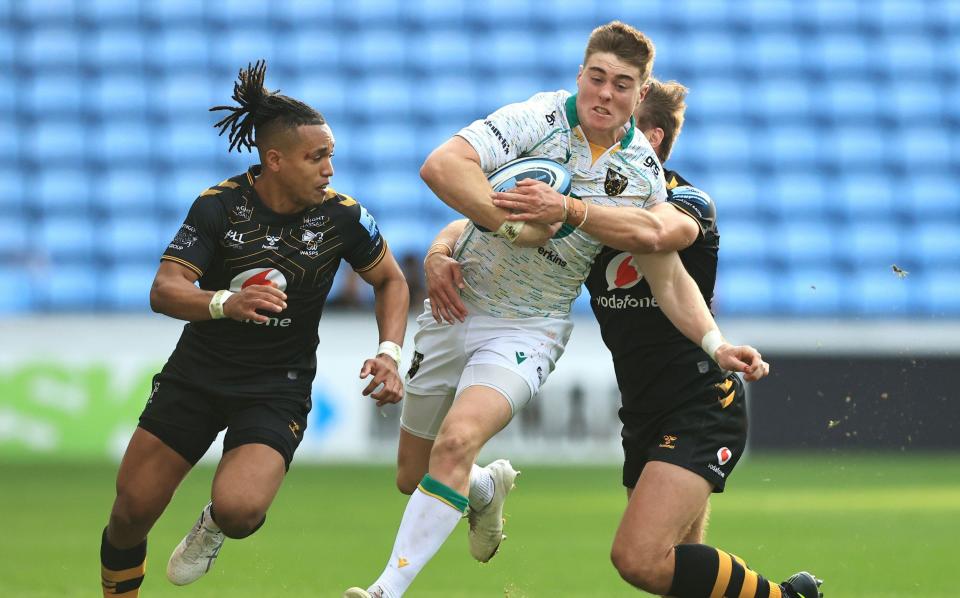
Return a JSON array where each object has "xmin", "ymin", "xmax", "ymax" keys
[
  {"xmin": 420, "ymin": 137, "xmax": 518, "ymax": 233},
  {"xmin": 356, "ymin": 246, "xmax": 409, "ymax": 406},
  {"xmin": 150, "ymin": 260, "xmax": 287, "ymax": 323},
  {"xmin": 492, "ymin": 179, "xmax": 698, "ymax": 253},
  {"xmin": 632, "ymin": 251, "xmax": 769, "ymax": 381}
]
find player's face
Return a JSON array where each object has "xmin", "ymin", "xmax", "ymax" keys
[
  {"xmin": 576, "ymin": 52, "xmax": 643, "ymax": 144},
  {"xmin": 281, "ymin": 123, "xmax": 335, "ymax": 208}
]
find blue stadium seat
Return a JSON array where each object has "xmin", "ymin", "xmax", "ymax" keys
[
  {"xmin": 0, "ymin": 216, "xmax": 27, "ymax": 257},
  {"xmin": 715, "ymin": 219, "xmax": 768, "ymax": 265},
  {"xmin": 161, "ymin": 121, "xmax": 220, "ymax": 162},
  {"xmin": 361, "ymin": 124, "xmax": 420, "ymax": 168},
  {"xmin": 0, "ymin": 25, "xmax": 13, "ymax": 70},
  {"xmin": 25, "ymin": 73, "xmax": 84, "ymax": 116},
  {"xmin": 812, "ymin": 33, "xmax": 871, "ymax": 75},
  {"xmin": 375, "ymin": 217, "xmax": 433, "ymax": 259},
  {"xmin": 0, "ymin": 266, "xmax": 36, "ymax": 313},
  {"xmin": 78, "ymin": 0, "xmax": 141, "ymax": 22},
  {"xmin": 40, "ymin": 215, "xmax": 95, "ymax": 262},
  {"xmin": 473, "ymin": 31, "xmax": 539, "ymax": 71},
  {"xmin": 36, "ymin": 264, "xmax": 101, "ymax": 311},
  {"xmin": 915, "ymin": 270, "xmax": 960, "ymax": 315},
  {"xmin": 540, "ymin": 29, "xmax": 602, "ymax": 74},
  {"xmin": 749, "ymin": 33, "xmax": 805, "ymax": 75},
  {"xmin": 696, "ymin": 125, "xmax": 752, "ymax": 168},
  {"xmin": 671, "ymin": 0, "xmax": 736, "ymax": 27},
  {"xmin": 741, "ymin": 1, "xmax": 796, "ymax": 30},
  {"xmin": 713, "ymin": 266, "xmax": 775, "ymax": 315},
  {"xmin": 89, "ymin": 27, "xmax": 146, "ymax": 70},
  {"xmin": 37, "ymin": 168, "xmax": 91, "ymax": 213},
  {"xmin": 406, "ymin": 30, "xmax": 471, "ymax": 73},
  {"xmin": 363, "ymin": 168, "xmax": 432, "ymax": 215},
  {"xmin": 162, "ymin": 169, "xmax": 217, "ymax": 213},
  {"xmin": 882, "ymin": 34, "xmax": 938, "ymax": 77},
  {"xmin": 212, "ymin": 28, "xmax": 277, "ymax": 71},
  {"xmin": 92, "ymin": 74, "xmax": 149, "ymax": 117},
  {"xmin": 888, "ymin": 78, "xmax": 943, "ymax": 123},
  {"xmin": 910, "ymin": 221, "xmax": 960, "ymax": 268},
  {"xmin": 148, "ymin": 28, "xmax": 210, "ymax": 69},
  {"xmin": 764, "ymin": 125, "xmax": 820, "ymax": 168},
  {"xmin": 777, "ymin": 268, "xmax": 842, "ymax": 315},
  {"xmin": 0, "ymin": 72, "xmax": 13, "ymax": 114},
  {"xmin": 103, "ymin": 265, "xmax": 155, "ymax": 311},
  {"xmin": 403, "ymin": 0, "xmax": 465, "ymax": 26},
  {"xmin": 99, "ymin": 168, "xmax": 157, "ymax": 215},
  {"xmin": 103, "ymin": 216, "xmax": 165, "ymax": 262},
  {"xmin": 415, "ymin": 122, "xmax": 462, "ymax": 162},
  {"xmin": 0, "ymin": 167, "xmax": 24, "ymax": 213},
  {"xmin": 896, "ymin": 127, "xmax": 952, "ymax": 168},
  {"xmin": 847, "ymin": 268, "xmax": 911, "ymax": 315},
  {"xmin": 210, "ymin": 0, "xmax": 272, "ymax": 22},
  {"xmin": 686, "ymin": 77, "xmax": 744, "ymax": 119},
  {"xmin": 23, "ymin": 28, "xmax": 81, "ymax": 68},
  {"xmin": 353, "ymin": 77, "xmax": 413, "ymax": 118},
  {"xmin": 464, "ymin": 0, "xmax": 535, "ymax": 25},
  {"xmin": 832, "ymin": 126, "xmax": 887, "ymax": 168},
  {"xmin": 272, "ymin": 0, "xmax": 336, "ymax": 24},
  {"xmin": 92, "ymin": 121, "xmax": 153, "ymax": 164},
  {"xmin": 695, "ymin": 170, "xmax": 759, "ymax": 216},
  {"xmin": 281, "ymin": 31, "xmax": 342, "ymax": 72},
  {"xmin": 843, "ymin": 221, "xmax": 903, "ymax": 266},
  {"xmin": 144, "ymin": 0, "xmax": 204, "ymax": 22},
  {"xmin": 756, "ymin": 78, "xmax": 812, "ymax": 121},
  {"xmin": 905, "ymin": 171, "xmax": 960, "ymax": 217},
  {"xmin": 805, "ymin": 0, "xmax": 861, "ymax": 28},
  {"xmin": 836, "ymin": 171, "xmax": 895, "ymax": 220},
  {"xmin": 0, "ymin": 119, "xmax": 20, "ymax": 163},
  {"xmin": 863, "ymin": 0, "xmax": 935, "ymax": 31},
  {"xmin": 354, "ymin": 29, "xmax": 407, "ymax": 72},
  {"xmin": 418, "ymin": 76, "xmax": 481, "ymax": 118},
  {"xmin": 334, "ymin": 0, "xmax": 402, "ymax": 26},
  {"xmin": 15, "ymin": 0, "xmax": 76, "ymax": 22},
  {"xmin": 289, "ymin": 77, "xmax": 347, "ymax": 122},
  {"xmin": 486, "ymin": 77, "xmax": 555, "ymax": 113},
  {"xmin": 826, "ymin": 79, "xmax": 880, "ymax": 121},
  {"xmin": 939, "ymin": 0, "xmax": 960, "ymax": 30},
  {"xmin": 770, "ymin": 172, "xmax": 830, "ymax": 218},
  {"xmin": 768, "ymin": 220, "xmax": 836, "ymax": 266},
  {"xmin": 676, "ymin": 32, "xmax": 740, "ymax": 75},
  {"xmin": 153, "ymin": 74, "xmax": 217, "ymax": 117}
]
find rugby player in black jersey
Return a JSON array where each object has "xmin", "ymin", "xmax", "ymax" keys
[
  {"xmin": 98, "ymin": 61, "xmax": 409, "ymax": 597},
  {"xmin": 431, "ymin": 79, "xmax": 822, "ymax": 598}
]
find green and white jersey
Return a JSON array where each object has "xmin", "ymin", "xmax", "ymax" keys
[{"xmin": 453, "ymin": 90, "xmax": 667, "ymax": 319}]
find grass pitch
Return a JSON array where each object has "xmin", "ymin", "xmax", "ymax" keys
[{"xmin": 0, "ymin": 453, "xmax": 956, "ymax": 597}]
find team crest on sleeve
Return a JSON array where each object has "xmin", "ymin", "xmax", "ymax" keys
[
  {"xmin": 358, "ymin": 205, "xmax": 379, "ymax": 239},
  {"xmin": 604, "ymin": 167, "xmax": 629, "ymax": 196},
  {"xmin": 170, "ymin": 224, "xmax": 198, "ymax": 250}
]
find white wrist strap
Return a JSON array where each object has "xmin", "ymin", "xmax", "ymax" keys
[
  {"xmin": 208, "ymin": 290, "xmax": 234, "ymax": 319},
  {"xmin": 495, "ymin": 220, "xmax": 525, "ymax": 243},
  {"xmin": 377, "ymin": 341, "xmax": 402, "ymax": 367},
  {"xmin": 700, "ymin": 329, "xmax": 725, "ymax": 362}
]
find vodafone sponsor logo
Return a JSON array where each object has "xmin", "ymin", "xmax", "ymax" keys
[
  {"xmin": 229, "ymin": 268, "xmax": 292, "ymax": 327},
  {"xmin": 230, "ymin": 268, "xmax": 288, "ymax": 292},
  {"xmin": 605, "ymin": 252, "xmax": 643, "ymax": 291},
  {"xmin": 717, "ymin": 447, "xmax": 733, "ymax": 465}
]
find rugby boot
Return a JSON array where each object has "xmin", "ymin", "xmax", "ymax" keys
[
  {"xmin": 166, "ymin": 502, "xmax": 225, "ymax": 585},
  {"xmin": 467, "ymin": 459, "xmax": 519, "ymax": 562},
  {"xmin": 343, "ymin": 586, "xmax": 383, "ymax": 598},
  {"xmin": 782, "ymin": 571, "xmax": 824, "ymax": 598}
]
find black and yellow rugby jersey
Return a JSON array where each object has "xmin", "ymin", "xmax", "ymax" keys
[
  {"xmin": 159, "ymin": 165, "xmax": 386, "ymax": 394},
  {"xmin": 584, "ymin": 170, "xmax": 724, "ymax": 414}
]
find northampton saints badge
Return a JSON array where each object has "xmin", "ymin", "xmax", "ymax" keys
[
  {"xmin": 604, "ymin": 167, "xmax": 628, "ymax": 196},
  {"xmin": 407, "ymin": 351, "xmax": 424, "ymax": 379}
]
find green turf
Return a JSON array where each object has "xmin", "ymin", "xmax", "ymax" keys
[{"xmin": 1, "ymin": 454, "xmax": 957, "ymax": 597}]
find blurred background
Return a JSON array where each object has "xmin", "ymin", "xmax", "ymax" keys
[{"xmin": 1, "ymin": 1, "xmax": 958, "ymax": 596}]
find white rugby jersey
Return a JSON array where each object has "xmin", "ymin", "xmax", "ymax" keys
[{"xmin": 453, "ymin": 90, "xmax": 668, "ymax": 318}]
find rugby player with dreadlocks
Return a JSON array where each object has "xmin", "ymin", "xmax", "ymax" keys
[{"xmin": 98, "ymin": 61, "xmax": 409, "ymax": 596}]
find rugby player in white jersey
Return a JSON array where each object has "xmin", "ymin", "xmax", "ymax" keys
[{"xmin": 344, "ymin": 22, "xmax": 768, "ymax": 598}]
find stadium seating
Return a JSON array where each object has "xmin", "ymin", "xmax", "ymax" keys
[{"xmin": 0, "ymin": 1, "xmax": 956, "ymax": 317}]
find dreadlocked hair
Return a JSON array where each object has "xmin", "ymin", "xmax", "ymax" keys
[{"xmin": 210, "ymin": 60, "xmax": 325, "ymax": 153}]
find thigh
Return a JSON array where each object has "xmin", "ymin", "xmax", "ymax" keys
[
  {"xmin": 212, "ymin": 443, "xmax": 286, "ymax": 514},
  {"xmin": 400, "ymin": 390, "xmax": 455, "ymax": 441},
  {"xmin": 404, "ymin": 310, "xmax": 469, "ymax": 397},
  {"xmin": 613, "ymin": 461, "xmax": 712, "ymax": 555}
]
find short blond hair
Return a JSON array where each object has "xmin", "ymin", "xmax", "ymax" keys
[
  {"xmin": 635, "ymin": 78, "xmax": 688, "ymax": 162},
  {"xmin": 584, "ymin": 21, "xmax": 656, "ymax": 86}
]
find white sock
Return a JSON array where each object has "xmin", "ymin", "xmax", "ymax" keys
[
  {"xmin": 370, "ymin": 476, "xmax": 468, "ymax": 598},
  {"xmin": 203, "ymin": 502, "xmax": 221, "ymax": 532},
  {"xmin": 468, "ymin": 463, "xmax": 495, "ymax": 511}
]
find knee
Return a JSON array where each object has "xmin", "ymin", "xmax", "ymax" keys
[
  {"xmin": 431, "ymin": 429, "xmax": 476, "ymax": 465},
  {"xmin": 610, "ymin": 544, "xmax": 669, "ymax": 592},
  {"xmin": 396, "ymin": 473, "xmax": 419, "ymax": 495},
  {"xmin": 110, "ymin": 487, "xmax": 165, "ymax": 532},
  {"xmin": 210, "ymin": 501, "xmax": 267, "ymax": 539}
]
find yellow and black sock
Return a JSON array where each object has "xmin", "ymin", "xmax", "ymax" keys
[
  {"xmin": 670, "ymin": 544, "xmax": 784, "ymax": 598},
  {"xmin": 100, "ymin": 528, "xmax": 146, "ymax": 597}
]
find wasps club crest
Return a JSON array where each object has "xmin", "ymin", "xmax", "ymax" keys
[{"xmin": 604, "ymin": 167, "xmax": 628, "ymax": 196}]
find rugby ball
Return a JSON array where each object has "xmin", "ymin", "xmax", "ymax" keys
[{"xmin": 477, "ymin": 157, "xmax": 573, "ymax": 232}]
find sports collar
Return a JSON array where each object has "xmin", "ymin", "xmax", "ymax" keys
[{"xmin": 564, "ymin": 93, "xmax": 636, "ymax": 149}]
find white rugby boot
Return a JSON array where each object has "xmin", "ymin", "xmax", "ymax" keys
[
  {"xmin": 166, "ymin": 502, "xmax": 225, "ymax": 585},
  {"xmin": 343, "ymin": 586, "xmax": 384, "ymax": 598},
  {"xmin": 467, "ymin": 459, "xmax": 519, "ymax": 562}
]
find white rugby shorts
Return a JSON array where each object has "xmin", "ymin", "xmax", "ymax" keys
[{"xmin": 401, "ymin": 299, "xmax": 573, "ymax": 440}]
